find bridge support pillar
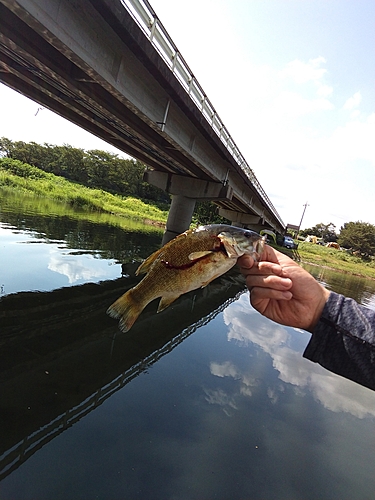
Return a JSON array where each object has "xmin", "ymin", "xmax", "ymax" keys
[
  {"xmin": 162, "ymin": 195, "xmax": 196, "ymax": 245},
  {"xmin": 144, "ymin": 170, "xmax": 233, "ymax": 244}
]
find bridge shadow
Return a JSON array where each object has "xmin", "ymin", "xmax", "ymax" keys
[{"xmin": 0, "ymin": 269, "xmax": 247, "ymax": 480}]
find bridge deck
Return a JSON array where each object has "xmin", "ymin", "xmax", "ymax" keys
[{"xmin": 0, "ymin": 0, "xmax": 284, "ymax": 233}]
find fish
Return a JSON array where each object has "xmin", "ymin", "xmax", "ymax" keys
[{"xmin": 107, "ymin": 224, "xmax": 265, "ymax": 332}]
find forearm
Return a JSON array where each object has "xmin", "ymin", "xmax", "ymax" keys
[{"xmin": 303, "ymin": 291, "xmax": 375, "ymax": 390}]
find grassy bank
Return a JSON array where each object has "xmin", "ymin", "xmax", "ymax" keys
[
  {"xmin": 297, "ymin": 241, "xmax": 375, "ymax": 279},
  {"xmin": 2, "ymin": 158, "xmax": 375, "ymax": 279},
  {"xmin": 0, "ymin": 159, "xmax": 168, "ymax": 224}
]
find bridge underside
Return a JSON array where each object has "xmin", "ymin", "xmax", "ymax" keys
[{"xmin": 0, "ymin": 0, "xmax": 284, "ymax": 238}]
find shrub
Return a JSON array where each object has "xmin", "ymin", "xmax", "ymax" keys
[{"xmin": 0, "ymin": 157, "xmax": 48, "ymax": 179}]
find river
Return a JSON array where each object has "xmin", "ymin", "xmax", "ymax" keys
[{"xmin": 1, "ymin": 190, "xmax": 375, "ymax": 500}]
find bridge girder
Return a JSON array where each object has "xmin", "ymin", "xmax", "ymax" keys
[{"xmin": 0, "ymin": 0, "xmax": 285, "ymax": 235}]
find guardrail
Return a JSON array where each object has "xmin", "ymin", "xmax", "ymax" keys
[{"xmin": 121, "ymin": 0, "xmax": 284, "ymax": 227}]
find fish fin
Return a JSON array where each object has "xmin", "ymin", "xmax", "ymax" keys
[
  {"xmin": 157, "ymin": 294, "xmax": 181, "ymax": 313},
  {"xmin": 107, "ymin": 289, "xmax": 144, "ymax": 332},
  {"xmin": 136, "ymin": 230, "xmax": 193, "ymax": 275},
  {"xmin": 218, "ymin": 232, "xmax": 238, "ymax": 258},
  {"xmin": 188, "ymin": 250, "xmax": 214, "ymax": 261},
  {"xmin": 200, "ymin": 272, "xmax": 224, "ymax": 288},
  {"xmin": 135, "ymin": 252, "xmax": 160, "ymax": 275}
]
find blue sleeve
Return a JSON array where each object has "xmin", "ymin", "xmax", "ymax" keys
[{"xmin": 303, "ymin": 291, "xmax": 375, "ymax": 390}]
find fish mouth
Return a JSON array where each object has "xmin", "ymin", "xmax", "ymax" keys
[
  {"xmin": 239, "ymin": 233, "xmax": 266, "ymax": 261},
  {"xmin": 218, "ymin": 230, "xmax": 265, "ymax": 260}
]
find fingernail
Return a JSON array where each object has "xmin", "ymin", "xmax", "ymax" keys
[{"xmin": 281, "ymin": 278, "xmax": 292, "ymax": 288}]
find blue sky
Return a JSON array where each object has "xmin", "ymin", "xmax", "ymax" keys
[{"xmin": 0, "ymin": 0, "xmax": 374, "ymax": 231}]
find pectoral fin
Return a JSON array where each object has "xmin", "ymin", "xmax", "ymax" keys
[{"xmin": 188, "ymin": 250, "xmax": 214, "ymax": 261}]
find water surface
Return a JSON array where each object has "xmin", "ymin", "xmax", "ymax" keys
[{"xmin": 1, "ymin": 191, "xmax": 375, "ymax": 500}]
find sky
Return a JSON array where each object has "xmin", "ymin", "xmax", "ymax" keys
[{"xmin": 1, "ymin": 0, "xmax": 374, "ymax": 231}]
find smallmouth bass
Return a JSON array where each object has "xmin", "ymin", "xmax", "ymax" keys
[{"xmin": 107, "ymin": 224, "xmax": 265, "ymax": 332}]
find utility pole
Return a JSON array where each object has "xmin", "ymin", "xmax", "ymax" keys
[{"xmin": 297, "ymin": 202, "xmax": 309, "ymax": 239}]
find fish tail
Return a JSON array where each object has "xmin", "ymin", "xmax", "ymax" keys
[{"xmin": 106, "ymin": 289, "xmax": 144, "ymax": 333}]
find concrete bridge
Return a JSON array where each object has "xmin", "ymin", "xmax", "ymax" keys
[{"xmin": 0, "ymin": 0, "xmax": 285, "ymax": 240}]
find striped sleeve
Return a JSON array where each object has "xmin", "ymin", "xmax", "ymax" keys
[{"xmin": 303, "ymin": 291, "xmax": 375, "ymax": 390}]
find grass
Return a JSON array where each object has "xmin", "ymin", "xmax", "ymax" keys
[
  {"xmin": 0, "ymin": 161, "xmax": 168, "ymax": 224},
  {"xmin": 2, "ymin": 158, "xmax": 375, "ymax": 279},
  {"xmin": 297, "ymin": 241, "xmax": 375, "ymax": 279}
]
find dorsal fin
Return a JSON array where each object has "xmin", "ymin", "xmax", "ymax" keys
[{"xmin": 135, "ymin": 249, "xmax": 161, "ymax": 275}]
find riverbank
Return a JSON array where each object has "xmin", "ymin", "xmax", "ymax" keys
[
  {"xmin": 297, "ymin": 241, "xmax": 375, "ymax": 279},
  {"xmin": 2, "ymin": 159, "xmax": 375, "ymax": 279},
  {"xmin": 0, "ymin": 161, "xmax": 168, "ymax": 225}
]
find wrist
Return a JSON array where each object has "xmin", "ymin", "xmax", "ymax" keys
[{"xmin": 307, "ymin": 287, "xmax": 331, "ymax": 333}]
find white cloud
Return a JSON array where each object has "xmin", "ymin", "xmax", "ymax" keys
[
  {"xmin": 273, "ymin": 90, "xmax": 334, "ymax": 117},
  {"xmin": 316, "ymin": 84, "xmax": 333, "ymax": 98},
  {"xmin": 343, "ymin": 91, "xmax": 362, "ymax": 110},
  {"xmin": 203, "ymin": 52, "xmax": 374, "ymax": 230},
  {"xmin": 279, "ymin": 57, "xmax": 328, "ymax": 84}
]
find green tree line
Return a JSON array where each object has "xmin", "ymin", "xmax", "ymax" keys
[
  {"xmin": 4, "ymin": 138, "xmax": 371, "ymax": 254},
  {"xmin": 300, "ymin": 221, "xmax": 375, "ymax": 257},
  {"xmin": 0, "ymin": 137, "xmax": 228, "ymax": 225},
  {"xmin": 0, "ymin": 137, "xmax": 168, "ymax": 204}
]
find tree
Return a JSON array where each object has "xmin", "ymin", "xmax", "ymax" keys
[
  {"xmin": 338, "ymin": 222, "xmax": 375, "ymax": 256},
  {"xmin": 192, "ymin": 201, "xmax": 230, "ymax": 225},
  {"xmin": 0, "ymin": 137, "xmax": 169, "ymax": 204},
  {"xmin": 0, "ymin": 137, "xmax": 14, "ymax": 157},
  {"xmin": 45, "ymin": 144, "xmax": 86, "ymax": 181},
  {"xmin": 300, "ymin": 222, "xmax": 337, "ymax": 242}
]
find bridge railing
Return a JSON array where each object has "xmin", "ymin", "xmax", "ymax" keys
[{"xmin": 121, "ymin": 0, "xmax": 284, "ymax": 228}]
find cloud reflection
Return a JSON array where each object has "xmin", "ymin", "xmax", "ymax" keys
[
  {"xmin": 203, "ymin": 388, "xmax": 238, "ymax": 417},
  {"xmin": 48, "ymin": 249, "xmax": 110, "ymax": 283},
  {"xmin": 210, "ymin": 293, "xmax": 375, "ymax": 419}
]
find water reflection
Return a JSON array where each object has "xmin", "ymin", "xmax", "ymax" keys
[
  {"xmin": 48, "ymin": 248, "xmax": 114, "ymax": 283},
  {"xmin": 0, "ymin": 267, "xmax": 247, "ymax": 481},
  {"xmin": 222, "ymin": 294, "xmax": 375, "ymax": 419},
  {"xmin": 1, "ymin": 190, "xmax": 375, "ymax": 499},
  {"xmin": 303, "ymin": 262, "xmax": 375, "ymax": 307},
  {"xmin": 0, "ymin": 190, "xmax": 163, "ymax": 296}
]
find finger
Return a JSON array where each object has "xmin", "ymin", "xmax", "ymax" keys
[
  {"xmin": 259, "ymin": 244, "xmax": 282, "ymax": 264},
  {"xmin": 240, "ymin": 261, "xmax": 285, "ymax": 278},
  {"xmin": 246, "ymin": 274, "xmax": 292, "ymax": 291},
  {"xmin": 237, "ymin": 254, "xmax": 255, "ymax": 270},
  {"xmin": 260, "ymin": 245, "xmax": 295, "ymax": 268},
  {"xmin": 250, "ymin": 286, "xmax": 293, "ymax": 303}
]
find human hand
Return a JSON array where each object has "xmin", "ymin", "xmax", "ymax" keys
[{"xmin": 238, "ymin": 245, "xmax": 330, "ymax": 332}]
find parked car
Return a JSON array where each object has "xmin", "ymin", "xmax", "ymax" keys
[{"xmin": 283, "ymin": 236, "xmax": 297, "ymax": 249}]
